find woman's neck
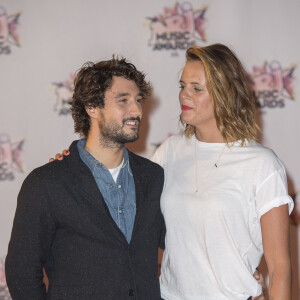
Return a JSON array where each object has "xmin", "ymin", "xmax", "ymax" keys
[{"xmin": 195, "ymin": 127, "xmax": 224, "ymax": 143}]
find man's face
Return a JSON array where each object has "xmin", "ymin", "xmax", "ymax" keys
[{"xmin": 97, "ymin": 76, "xmax": 143, "ymax": 147}]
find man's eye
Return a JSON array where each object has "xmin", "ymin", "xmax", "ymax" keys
[
  {"xmin": 137, "ymin": 98, "xmax": 145, "ymax": 104},
  {"xmin": 120, "ymin": 99, "xmax": 127, "ymax": 103}
]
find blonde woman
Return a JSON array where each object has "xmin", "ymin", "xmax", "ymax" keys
[{"xmin": 153, "ymin": 44, "xmax": 293, "ymax": 300}]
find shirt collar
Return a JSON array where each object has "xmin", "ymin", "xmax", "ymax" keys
[{"xmin": 77, "ymin": 139, "xmax": 129, "ymax": 174}]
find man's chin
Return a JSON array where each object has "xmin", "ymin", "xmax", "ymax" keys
[
  {"xmin": 124, "ymin": 129, "xmax": 139, "ymax": 143},
  {"xmin": 115, "ymin": 133, "xmax": 139, "ymax": 144},
  {"xmin": 125, "ymin": 134, "xmax": 139, "ymax": 143}
]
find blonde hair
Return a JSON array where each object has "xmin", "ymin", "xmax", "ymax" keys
[{"xmin": 183, "ymin": 43, "xmax": 259, "ymax": 145}]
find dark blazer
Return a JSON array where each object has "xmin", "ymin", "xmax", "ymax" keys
[{"xmin": 5, "ymin": 141, "xmax": 165, "ymax": 300}]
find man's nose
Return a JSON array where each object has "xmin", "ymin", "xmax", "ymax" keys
[{"xmin": 130, "ymin": 101, "xmax": 142, "ymax": 118}]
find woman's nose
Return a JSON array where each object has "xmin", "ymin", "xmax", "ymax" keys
[{"xmin": 180, "ymin": 87, "xmax": 191, "ymax": 99}]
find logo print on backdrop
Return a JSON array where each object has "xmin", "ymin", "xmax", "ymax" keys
[
  {"xmin": 0, "ymin": 257, "xmax": 10, "ymax": 299},
  {"xmin": 147, "ymin": 2, "xmax": 207, "ymax": 51},
  {"xmin": 52, "ymin": 74, "xmax": 74, "ymax": 115},
  {"xmin": 0, "ymin": 7, "xmax": 21, "ymax": 55},
  {"xmin": 0, "ymin": 134, "xmax": 24, "ymax": 181},
  {"xmin": 249, "ymin": 61, "xmax": 296, "ymax": 109}
]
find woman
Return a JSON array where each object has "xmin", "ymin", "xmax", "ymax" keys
[{"xmin": 152, "ymin": 44, "xmax": 293, "ymax": 299}]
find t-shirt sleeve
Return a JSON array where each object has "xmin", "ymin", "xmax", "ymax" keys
[
  {"xmin": 151, "ymin": 138, "xmax": 170, "ymax": 167},
  {"xmin": 255, "ymin": 155, "xmax": 294, "ymax": 218}
]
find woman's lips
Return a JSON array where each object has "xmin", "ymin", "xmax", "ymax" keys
[{"xmin": 181, "ymin": 105, "xmax": 193, "ymax": 111}]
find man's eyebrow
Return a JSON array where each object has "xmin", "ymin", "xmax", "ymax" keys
[
  {"xmin": 114, "ymin": 92, "xmax": 144, "ymax": 98},
  {"xmin": 115, "ymin": 93, "xmax": 130, "ymax": 98}
]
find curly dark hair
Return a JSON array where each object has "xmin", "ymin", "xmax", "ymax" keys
[{"xmin": 71, "ymin": 56, "xmax": 152, "ymax": 138}]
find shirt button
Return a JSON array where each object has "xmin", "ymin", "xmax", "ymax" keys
[
  {"xmin": 128, "ymin": 289, "xmax": 134, "ymax": 296},
  {"xmin": 118, "ymin": 185, "xmax": 122, "ymax": 189},
  {"xmin": 118, "ymin": 209, "xmax": 123, "ymax": 214},
  {"xmin": 110, "ymin": 184, "xmax": 114, "ymax": 188}
]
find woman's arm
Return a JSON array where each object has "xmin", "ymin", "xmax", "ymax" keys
[{"xmin": 261, "ymin": 204, "xmax": 291, "ymax": 300}]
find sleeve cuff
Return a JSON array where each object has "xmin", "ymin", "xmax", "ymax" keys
[{"xmin": 258, "ymin": 195, "xmax": 294, "ymax": 218}]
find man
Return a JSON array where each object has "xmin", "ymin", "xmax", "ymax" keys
[{"xmin": 5, "ymin": 57, "xmax": 165, "ymax": 299}]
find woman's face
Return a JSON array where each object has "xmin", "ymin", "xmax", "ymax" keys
[{"xmin": 179, "ymin": 61, "xmax": 216, "ymax": 130}]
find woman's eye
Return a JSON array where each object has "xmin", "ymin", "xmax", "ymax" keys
[
  {"xmin": 137, "ymin": 98, "xmax": 144, "ymax": 104},
  {"xmin": 194, "ymin": 88, "xmax": 202, "ymax": 92},
  {"xmin": 179, "ymin": 85, "xmax": 184, "ymax": 89},
  {"xmin": 120, "ymin": 99, "xmax": 127, "ymax": 103}
]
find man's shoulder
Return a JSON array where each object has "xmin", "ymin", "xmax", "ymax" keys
[
  {"xmin": 24, "ymin": 141, "xmax": 80, "ymax": 184},
  {"xmin": 128, "ymin": 151, "xmax": 164, "ymax": 188},
  {"xmin": 23, "ymin": 159, "xmax": 68, "ymax": 187}
]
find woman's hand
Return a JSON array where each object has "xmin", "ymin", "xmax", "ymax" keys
[{"xmin": 49, "ymin": 150, "xmax": 70, "ymax": 162}]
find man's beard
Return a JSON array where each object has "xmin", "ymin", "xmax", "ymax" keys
[{"xmin": 99, "ymin": 114, "xmax": 141, "ymax": 148}]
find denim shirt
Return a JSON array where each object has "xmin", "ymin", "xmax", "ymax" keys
[{"xmin": 77, "ymin": 140, "xmax": 136, "ymax": 243}]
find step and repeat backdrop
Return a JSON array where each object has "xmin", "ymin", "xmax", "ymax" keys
[{"xmin": 0, "ymin": 0, "xmax": 299, "ymax": 299}]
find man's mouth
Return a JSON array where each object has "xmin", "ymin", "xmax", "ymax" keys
[
  {"xmin": 125, "ymin": 120, "xmax": 138, "ymax": 126},
  {"xmin": 123, "ymin": 117, "xmax": 141, "ymax": 128}
]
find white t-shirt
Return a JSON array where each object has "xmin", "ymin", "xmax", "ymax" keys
[
  {"xmin": 108, "ymin": 158, "xmax": 124, "ymax": 182},
  {"xmin": 152, "ymin": 134, "xmax": 293, "ymax": 300}
]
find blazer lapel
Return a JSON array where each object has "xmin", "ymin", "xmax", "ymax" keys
[
  {"xmin": 128, "ymin": 151, "xmax": 147, "ymax": 242},
  {"xmin": 67, "ymin": 141, "xmax": 128, "ymax": 242}
]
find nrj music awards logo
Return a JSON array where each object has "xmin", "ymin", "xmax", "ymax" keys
[
  {"xmin": 249, "ymin": 61, "xmax": 296, "ymax": 109},
  {"xmin": 0, "ymin": 258, "xmax": 10, "ymax": 300},
  {"xmin": 52, "ymin": 74, "xmax": 74, "ymax": 115},
  {"xmin": 0, "ymin": 7, "xmax": 21, "ymax": 55},
  {"xmin": 147, "ymin": 2, "xmax": 207, "ymax": 51},
  {"xmin": 0, "ymin": 134, "xmax": 25, "ymax": 181}
]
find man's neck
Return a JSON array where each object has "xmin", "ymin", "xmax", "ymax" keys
[{"xmin": 85, "ymin": 135, "xmax": 124, "ymax": 169}]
